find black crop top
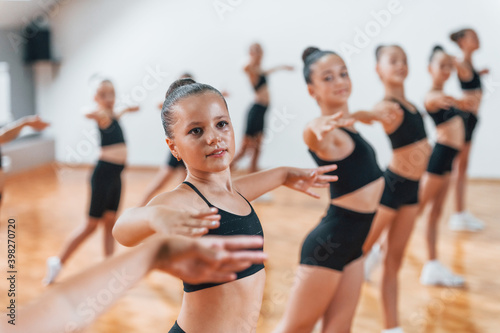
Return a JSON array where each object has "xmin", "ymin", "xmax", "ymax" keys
[
  {"xmin": 460, "ymin": 68, "xmax": 482, "ymax": 91},
  {"xmin": 99, "ymin": 118, "xmax": 125, "ymax": 147},
  {"xmin": 309, "ymin": 128, "xmax": 382, "ymax": 199},
  {"xmin": 427, "ymin": 106, "xmax": 461, "ymax": 126},
  {"xmin": 182, "ymin": 181, "xmax": 265, "ymax": 293},
  {"xmin": 253, "ymin": 74, "xmax": 267, "ymax": 91},
  {"xmin": 388, "ymin": 100, "xmax": 427, "ymax": 149}
]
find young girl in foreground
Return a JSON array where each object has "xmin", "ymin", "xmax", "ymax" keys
[
  {"xmin": 274, "ymin": 47, "xmax": 392, "ymax": 333},
  {"xmin": 113, "ymin": 78, "xmax": 337, "ymax": 332},
  {"xmin": 44, "ymin": 79, "xmax": 139, "ymax": 285}
]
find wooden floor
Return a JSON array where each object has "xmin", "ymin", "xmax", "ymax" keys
[{"xmin": 1, "ymin": 164, "xmax": 499, "ymax": 332}]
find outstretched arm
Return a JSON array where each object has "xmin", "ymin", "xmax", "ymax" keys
[
  {"xmin": 233, "ymin": 165, "xmax": 338, "ymax": 202},
  {"xmin": 478, "ymin": 68, "xmax": 489, "ymax": 76},
  {"xmin": 424, "ymin": 91, "xmax": 455, "ymax": 112},
  {"xmin": 0, "ymin": 116, "xmax": 49, "ymax": 144},
  {"xmin": 303, "ymin": 112, "xmax": 355, "ymax": 153},
  {"xmin": 424, "ymin": 91, "xmax": 476, "ymax": 112},
  {"xmin": 263, "ymin": 65, "xmax": 294, "ymax": 75},
  {"xmin": 113, "ymin": 201, "xmax": 221, "ymax": 247},
  {"xmin": 12, "ymin": 235, "xmax": 266, "ymax": 333},
  {"xmin": 351, "ymin": 101, "xmax": 402, "ymax": 126},
  {"xmin": 115, "ymin": 105, "xmax": 140, "ymax": 119}
]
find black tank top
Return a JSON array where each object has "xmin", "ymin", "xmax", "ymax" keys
[
  {"xmin": 427, "ymin": 106, "xmax": 461, "ymax": 126},
  {"xmin": 253, "ymin": 74, "xmax": 267, "ymax": 91},
  {"xmin": 388, "ymin": 100, "xmax": 427, "ymax": 149},
  {"xmin": 182, "ymin": 181, "xmax": 265, "ymax": 292},
  {"xmin": 460, "ymin": 68, "xmax": 482, "ymax": 91},
  {"xmin": 309, "ymin": 128, "xmax": 382, "ymax": 199},
  {"xmin": 99, "ymin": 118, "xmax": 125, "ymax": 147}
]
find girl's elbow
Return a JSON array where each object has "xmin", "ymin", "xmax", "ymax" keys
[{"xmin": 112, "ymin": 223, "xmax": 135, "ymax": 247}]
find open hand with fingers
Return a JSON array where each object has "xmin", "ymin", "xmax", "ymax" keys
[
  {"xmin": 23, "ymin": 115, "xmax": 50, "ymax": 131},
  {"xmin": 154, "ymin": 235, "xmax": 267, "ymax": 284},
  {"xmin": 125, "ymin": 105, "xmax": 140, "ymax": 113},
  {"xmin": 433, "ymin": 95, "xmax": 455, "ymax": 110},
  {"xmin": 148, "ymin": 206, "xmax": 221, "ymax": 237},
  {"xmin": 455, "ymin": 95, "xmax": 477, "ymax": 110},
  {"xmin": 371, "ymin": 100, "xmax": 403, "ymax": 124},
  {"xmin": 310, "ymin": 112, "xmax": 355, "ymax": 141},
  {"xmin": 478, "ymin": 68, "xmax": 489, "ymax": 76},
  {"xmin": 283, "ymin": 164, "xmax": 338, "ymax": 198}
]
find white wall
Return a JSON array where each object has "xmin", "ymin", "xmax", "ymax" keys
[{"xmin": 36, "ymin": 0, "xmax": 500, "ymax": 177}]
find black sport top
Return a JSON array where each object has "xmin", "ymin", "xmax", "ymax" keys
[
  {"xmin": 309, "ymin": 128, "xmax": 382, "ymax": 199},
  {"xmin": 388, "ymin": 100, "xmax": 427, "ymax": 149},
  {"xmin": 99, "ymin": 118, "xmax": 125, "ymax": 147},
  {"xmin": 182, "ymin": 181, "xmax": 265, "ymax": 293},
  {"xmin": 253, "ymin": 74, "xmax": 267, "ymax": 91},
  {"xmin": 427, "ymin": 106, "xmax": 461, "ymax": 126},
  {"xmin": 460, "ymin": 68, "xmax": 482, "ymax": 91}
]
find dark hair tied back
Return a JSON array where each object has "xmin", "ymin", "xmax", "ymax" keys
[
  {"xmin": 302, "ymin": 46, "xmax": 337, "ymax": 84},
  {"xmin": 161, "ymin": 79, "xmax": 227, "ymax": 138},
  {"xmin": 450, "ymin": 28, "xmax": 471, "ymax": 43},
  {"xmin": 429, "ymin": 45, "xmax": 445, "ymax": 63}
]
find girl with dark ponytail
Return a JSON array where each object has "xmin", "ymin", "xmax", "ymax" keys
[
  {"xmin": 360, "ymin": 44, "xmax": 431, "ymax": 333},
  {"xmin": 418, "ymin": 45, "xmax": 475, "ymax": 288},
  {"xmin": 448, "ymin": 28, "xmax": 489, "ymax": 231},
  {"xmin": 274, "ymin": 47, "xmax": 396, "ymax": 333}
]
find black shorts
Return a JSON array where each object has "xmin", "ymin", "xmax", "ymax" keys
[
  {"xmin": 380, "ymin": 168, "xmax": 419, "ymax": 210},
  {"xmin": 245, "ymin": 103, "xmax": 268, "ymax": 137},
  {"xmin": 169, "ymin": 321, "xmax": 185, "ymax": 333},
  {"xmin": 460, "ymin": 111, "xmax": 478, "ymax": 142},
  {"xmin": 300, "ymin": 205, "xmax": 375, "ymax": 271},
  {"xmin": 89, "ymin": 160, "xmax": 124, "ymax": 218},
  {"xmin": 427, "ymin": 143, "xmax": 459, "ymax": 175},
  {"xmin": 167, "ymin": 153, "xmax": 185, "ymax": 169}
]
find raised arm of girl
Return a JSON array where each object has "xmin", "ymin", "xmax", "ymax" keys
[
  {"xmin": 13, "ymin": 235, "xmax": 266, "ymax": 333},
  {"xmin": 0, "ymin": 115, "xmax": 49, "ymax": 144},
  {"xmin": 263, "ymin": 64, "xmax": 294, "ymax": 75}
]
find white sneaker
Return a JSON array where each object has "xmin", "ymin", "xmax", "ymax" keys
[
  {"xmin": 449, "ymin": 212, "xmax": 484, "ymax": 231},
  {"xmin": 463, "ymin": 211, "xmax": 485, "ymax": 231},
  {"xmin": 364, "ymin": 243, "xmax": 383, "ymax": 281},
  {"xmin": 382, "ymin": 327, "xmax": 404, "ymax": 333},
  {"xmin": 43, "ymin": 256, "xmax": 62, "ymax": 286},
  {"xmin": 420, "ymin": 260, "xmax": 465, "ymax": 287}
]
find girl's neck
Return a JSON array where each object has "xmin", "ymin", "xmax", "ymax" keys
[
  {"xmin": 100, "ymin": 106, "xmax": 114, "ymax": 115},
  {"xmin": 384, "ymin": 84, "xmax": 406, "ymax": 102},
  {"xmin": 463, "ymin": 50, "xmax": 473, "ymax": 63},
  {"xmin": 431, "ymin": 80, "xmax": 444, "ymax": 91},
  {"xmin": 250, "ymin": 58, "xmax": 261, "ymax": 68},
  {"xmin": 186, "ymin": 168, "xmax": 234, "ymax": 193}
]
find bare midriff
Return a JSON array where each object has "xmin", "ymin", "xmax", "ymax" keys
[
  {"xmin": 99, "ymin": 143, "xmax": 127, "ymax": 165},
  {"xmin": 177, "ymin": 270, "xmax": 266, "ymax": 332},
  {"xmin": 388, "ymin": 139, "xmax": 432, "ymax": 180}
]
